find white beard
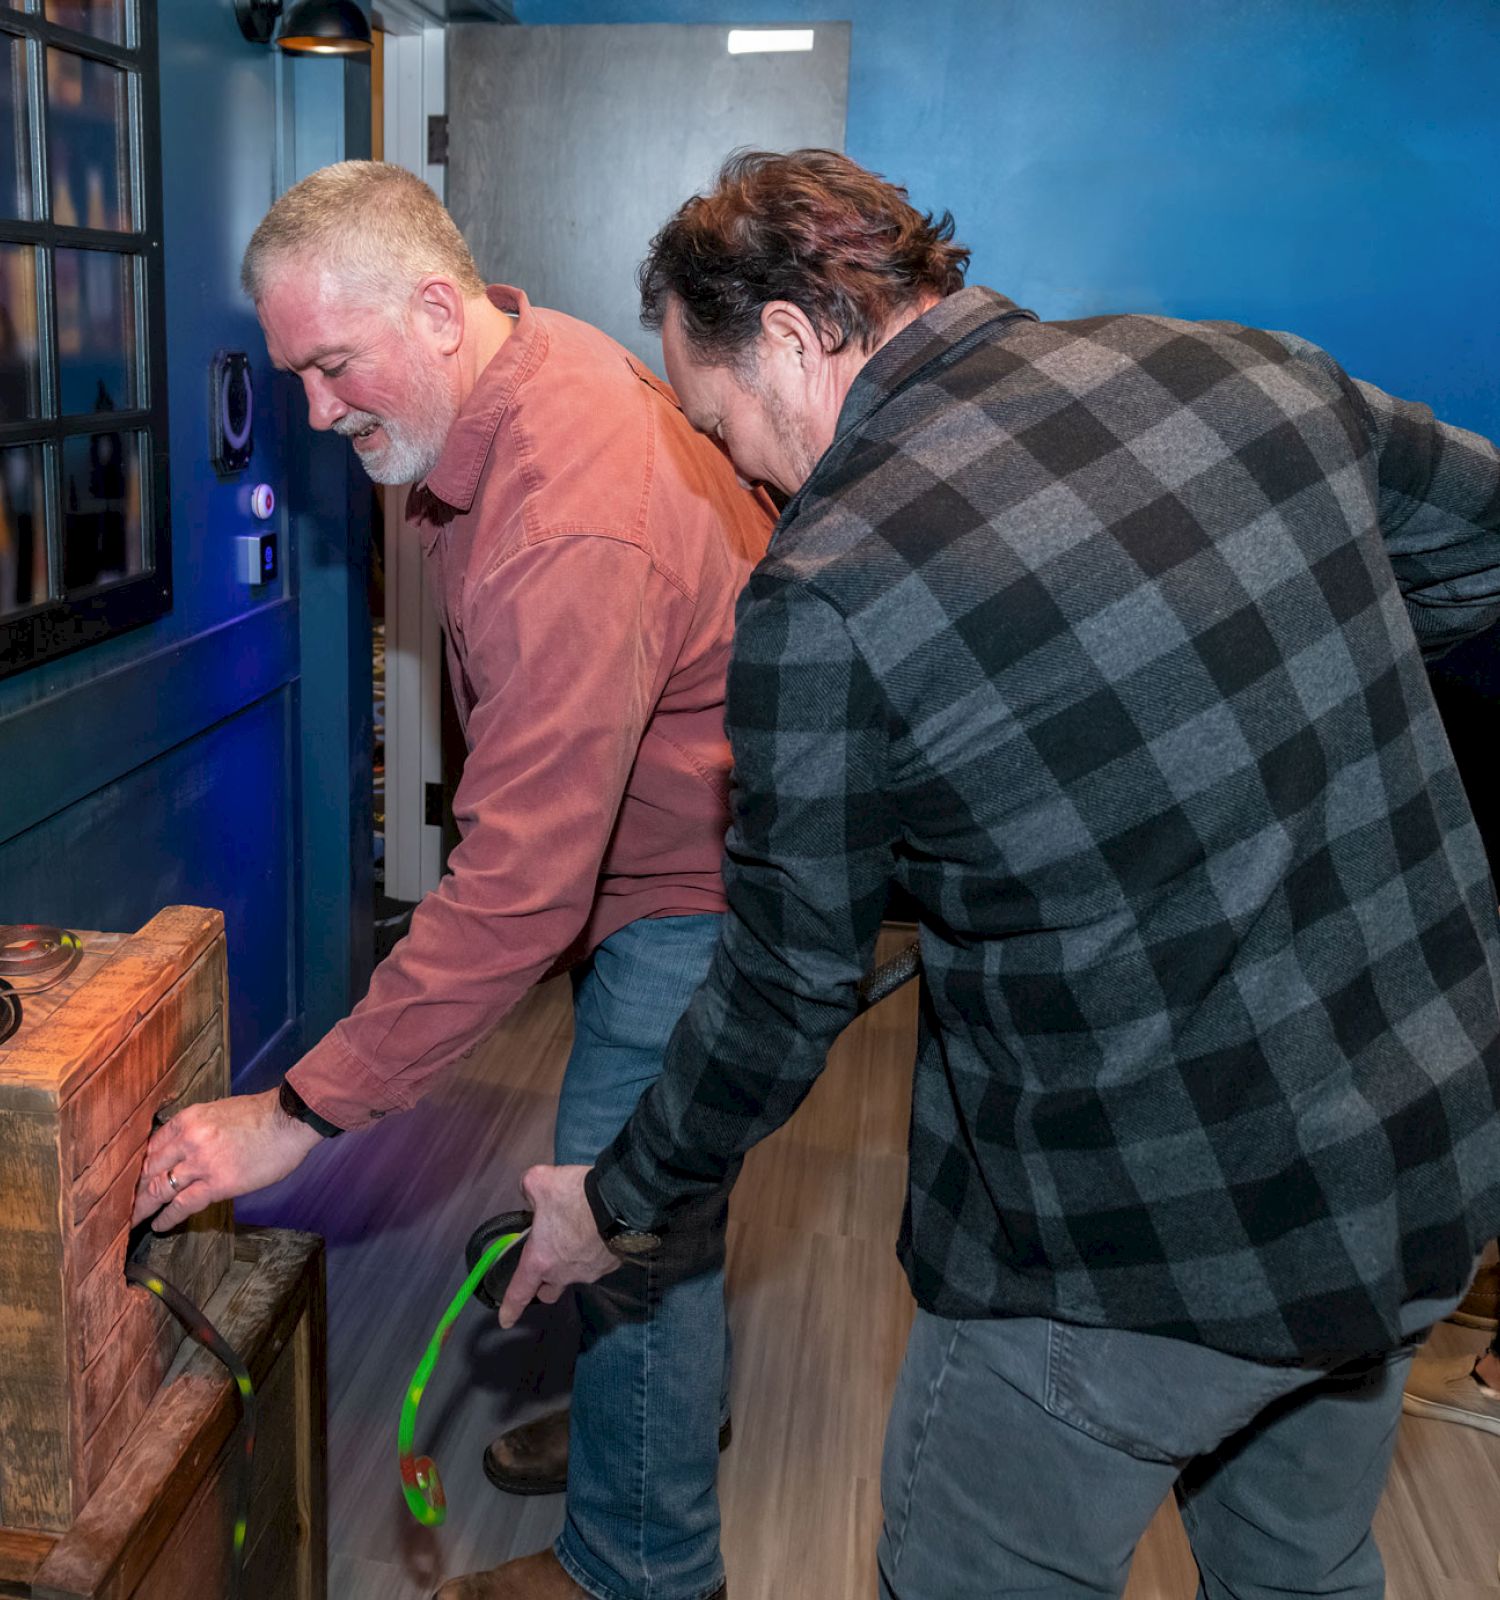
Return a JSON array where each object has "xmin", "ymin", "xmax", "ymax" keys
[{"xmin": 336, "ymin": 348, "xmax": 457, "ymax": 485}]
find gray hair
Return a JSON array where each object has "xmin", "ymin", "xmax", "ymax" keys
[{"xmin": 241, "ymin": 160, "xmax": 486, "ymax": 309}]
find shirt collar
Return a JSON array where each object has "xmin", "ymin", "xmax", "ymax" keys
[
  {"xmin": 416, "ymin": 284, "xmax": 545, "ymax": 523},
  {"xmin": 834, "ymin": 287, "xmax": 1038, "ymax": 443},
  {"xmin": 773, "ymin": 288, "xmax": 1037, "ymax": 533}
]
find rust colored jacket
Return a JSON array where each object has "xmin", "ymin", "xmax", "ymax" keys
[{"xmin": 287, "ymin": 287, "xmax": 774, "ymax": 1128}]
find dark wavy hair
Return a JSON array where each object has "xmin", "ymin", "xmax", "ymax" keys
[{"xmin": 639, "ymin": 149, "xmax": 970, "ymax": 366}]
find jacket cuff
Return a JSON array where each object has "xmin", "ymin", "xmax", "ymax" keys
[
  {"xmin": 284, "ymin": 1028, "xmax": 408, "ymax": 1132},
  {"xmin": 590, "ymin": 1128, "xmax": 671, "ymax": 1234},
  {"xmin": 582, "ymin": 1165, "xmax": 617, "ymax": 1238}
]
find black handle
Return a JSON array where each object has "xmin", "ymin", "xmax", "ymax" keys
[{"xmin": 465, "ymin": 1209, "xmax": 535, "ymax": 1310}]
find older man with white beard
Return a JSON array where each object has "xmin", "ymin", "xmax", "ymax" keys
[{"xmin": 131, "ymin": 161, "xmax": 773, "ymax": 1600}]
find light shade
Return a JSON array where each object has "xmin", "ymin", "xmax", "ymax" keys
[{"xmin": 278, "ymin": 0, "xmax": 372, "ymax": 56}]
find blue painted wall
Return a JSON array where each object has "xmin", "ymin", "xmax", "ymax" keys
[
  {"xmin": 0, "ymin": 1, "xmax": 372, "ymax": 1083},
  {"xmin": 2, "ymin": 690, "xmax": 297, "ymax": 1069},
  {"xmin": 514, "ymin": 0, "xmax": 1500, "ymax": 839},
  {"xmin": 514, "ymin": 0, "xmax": 1499, "ymax": 439}
]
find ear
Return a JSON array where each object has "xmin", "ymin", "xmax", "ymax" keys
[
  {"xmin": 758, "ymin": 301, "xmax": 825, "ymax": 373},
  {"xmin": 411, "ymin": 275, "xmax": 466, "ymax": 358}
]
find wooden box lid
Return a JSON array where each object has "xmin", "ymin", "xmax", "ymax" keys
[{"xmin": 0, "ymin": 907, "xmax": 224, "ymax": 1113}]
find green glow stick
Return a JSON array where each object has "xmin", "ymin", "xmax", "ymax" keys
[{"xmin": 398, "ymin": 1225, "xmax": 530, "ymax": 1525}]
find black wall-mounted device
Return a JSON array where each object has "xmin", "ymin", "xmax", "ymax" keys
[{"xmin": 210, "ymin": 350, "xmax": 255, "ymax": 476}]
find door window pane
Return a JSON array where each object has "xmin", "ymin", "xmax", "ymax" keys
[
  {"xmin": 61, "ymin": 426, "xmax": 141, "ymax": 592},
  {"xmin": 44, "ymin": 1, "xmax": 123, "ymax": 45},
  {"xmin": 2, "ymin": 29, "xmax": 34, "ymax": 221},
  {"xmin": 47, "ymin": 47, "xmax": 131, "ymax": 230},
  {"xmin": 2, "ymin": 0, "xmax": 168, "ymax": 674},
  {"xmin": 1, "ymin": 243, "xmax": 40, "ymax": 420},
  {"xmin": 55, "ymin": 245, "xmax": 135, "ymax": 414},
  {"xmin": 0, "ymin": 443, "xmax": 46, "ymax": 616}
]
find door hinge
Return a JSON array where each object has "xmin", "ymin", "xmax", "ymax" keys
[
  {"xmin": 427, "ymin": 114, "xmax": 449, "ymax": 167},
  {"xmin": 424, "ymin": 782, "xmax": 443, "ymax": 827}
]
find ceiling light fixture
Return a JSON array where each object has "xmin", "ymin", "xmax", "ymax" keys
[{"xmin": 235, "ymin": 0, "xmax": 373, "ymax": 56}]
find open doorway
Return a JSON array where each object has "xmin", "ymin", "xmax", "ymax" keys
[
  {"xmin": 368, "ymin": 13, "xmax": 453, "ymax": 963},
  {"xmin": 372, "ymin": 16, "xmax": 853, "ymax": 971},
  {"xmin": 366, "ymin": 23, "xmax": 412, "ymax": 963},
  {"xmin": 366, "ymin": 26, "xmax": 411, "ymax": 962}
]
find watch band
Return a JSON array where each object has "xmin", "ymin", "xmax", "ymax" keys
[
  {"xmin": 583, "ymin": 1166, "xmax": 661, "ymax": 1257},
  {"xmin": 583, "ymin": 1165, "xmax": 616, "ymax": 1238},
  {"xmin": 278, "ymin": 1077, "xmax": 344, "ymax": 1138}
]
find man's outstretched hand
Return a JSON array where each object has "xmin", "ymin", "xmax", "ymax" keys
[
  {"xmin": 132, "ymin": 1088, "xmax": 324, "ymax": 1231},
  {"xmin": 499, "ymin": 1164, "xmax": 619, "ymax": 1328}
]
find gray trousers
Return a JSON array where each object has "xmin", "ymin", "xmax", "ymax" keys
[{"xmin": 878, "ymin": 1310, "xmax": 1414, "ymax": 1599}]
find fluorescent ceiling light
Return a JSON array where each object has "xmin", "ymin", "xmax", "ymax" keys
[{"xmin": 727, "ymin": 28, "xmax": 815, "ymax": 54}]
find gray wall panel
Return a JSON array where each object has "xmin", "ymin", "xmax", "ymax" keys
[{"xmin": 449, "ymin": 21, "xmax": 849, "ymax": 371}]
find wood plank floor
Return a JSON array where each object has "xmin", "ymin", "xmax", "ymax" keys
[{"xmin": 240, "ymin": 929, "xmax": 1500, "ymax": 1598}]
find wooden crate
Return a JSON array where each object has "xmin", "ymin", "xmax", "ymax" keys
[
  {"xmin": 0, "ymin": 908, "xmax": 233, "ymax": 1536},
  {"xmin": 0, "ymin": 1229, "xmax": 328, "ymax": 1600}
]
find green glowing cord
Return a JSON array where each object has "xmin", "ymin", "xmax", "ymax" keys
[{"xmin": 399, "ymin": 1226, "xmax": 528, "ymax": 1526}]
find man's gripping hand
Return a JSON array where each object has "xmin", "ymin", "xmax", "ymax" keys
[
  {"xmin": 498, "ymin": 1164, "xmax": 618, "ymax": 1329},
  {"xmin": 132, "ymin": 1088, "xmax": 324, "ymax": 1232}
]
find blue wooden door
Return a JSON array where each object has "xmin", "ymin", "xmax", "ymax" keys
[{"xmin": 0, "ymin": 0, "xmax": 373, "ymax": 1087}]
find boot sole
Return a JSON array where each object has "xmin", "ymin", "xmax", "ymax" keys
[
  {"xmin": 1401, "ymin": 1392, "xmax": 1500, "ymax": 1437},
  {"xmin": 481, "ymin": 1451, "xmax": 566, "ymax": 1496}
]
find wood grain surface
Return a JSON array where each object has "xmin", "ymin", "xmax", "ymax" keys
[
  {"xmin": 23, "ymin": 1228, "xmax": 325, "ymax": 1600},
  {"xmin": 0, "ymin": 909, "xmax": 232, "ymax": 1537}
]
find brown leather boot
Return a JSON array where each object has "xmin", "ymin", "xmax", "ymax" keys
[
  {"xmin": 431, "ymin": 1549, "xmax": 726, "ymax": 1599},
  {"xmin": 483, "ymin": 1407, "xmax": 733, "ymax": 1496},
  {"xmin": 430, "ymin": 1550, "xmax": 586, "ymax": 1599}
]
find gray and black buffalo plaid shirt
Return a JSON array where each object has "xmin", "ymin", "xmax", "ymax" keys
[{"xmin": 593, "ymin": 287, "xmax": 1500, "ymax": 1362}]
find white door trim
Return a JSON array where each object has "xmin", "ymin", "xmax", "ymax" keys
[{"xmin": 381, "ymin": 24, "xmax": 447, "ymax": 901}]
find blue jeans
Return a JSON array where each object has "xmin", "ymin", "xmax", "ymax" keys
[
  {"xmin": 879, "ymin": 1310, "xmax": 1416, "ymax": 1599},
  {"xmin": 551, "ymin": 915, "xmax": 729, "ymax": 1600}
]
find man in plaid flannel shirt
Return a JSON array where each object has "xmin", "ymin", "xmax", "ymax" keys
[{"xmin": 505, "ymin": 152, "xmax": 1500, "ymax": 1596}]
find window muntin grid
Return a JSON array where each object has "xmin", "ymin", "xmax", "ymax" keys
[{"xmin": 0, "ymin": 0, "xmax": 169, "ymax": 673}]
